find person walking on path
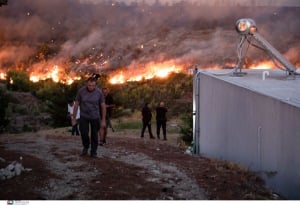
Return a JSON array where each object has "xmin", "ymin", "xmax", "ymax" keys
[
  {"xmin": 68, "ymin": 100, "xmax": 80, "ymax": 136},
  {"xmin": 140, "ymin": 102, "xmax": 155, "ymax": 139},
  {"xmin": 156, "ymin": 101, "xmax": 168, "ymax": 140},
  {"xmin": 99, "ymin": 87, "xmax": 115, "ymax": 146},
  {"xmin": 72, "ymin": 77, "xmax": 106, "ymax": 158}
]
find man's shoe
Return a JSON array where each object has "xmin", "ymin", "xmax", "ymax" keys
[
  {"xmin": 81, "ymin": 148, "xmax": 88, "ymax": 156},
  {"xmin": 91, "ymin": 153, "xmax": 98, "ymax": 158},
  {"xmin": 150, "ymin": 136, "xmax": 155, "ymax": 139},
  {"xmin": 163, "ymin": 138, "xmax": 167, "ymax": 141}
]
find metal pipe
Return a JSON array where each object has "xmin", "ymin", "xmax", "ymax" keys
[
  {"xmin": 262, "ymin": 70, "xmax": 270, "ymax": 80},
  {"xmin": 252, "ymin": 32, "xmax": 297, "ymax": 74},
  {"xmin": 235, "ymin": 18, "xmax": 297, "ymax": 75},
  {"xmin": 193, "ymin": 66, "xmax": 201, "ymax": 154}
]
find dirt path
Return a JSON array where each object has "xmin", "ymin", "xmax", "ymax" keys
[
  {"xmin": 0, "ymin": 128, "xmax": 278, "ymax": 200},
  {"xmin": 0, "ymin": 128, "xmax": 206, "ymax": 199}
]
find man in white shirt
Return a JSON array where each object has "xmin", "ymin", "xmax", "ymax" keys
[{"xmin": 68, "ymin": 100, "xmax": 80, "ymax": 136}]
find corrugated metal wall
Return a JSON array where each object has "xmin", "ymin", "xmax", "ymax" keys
[{"xmin": 194, "ymin": 71, "xmax": 300, "ymax": 199}]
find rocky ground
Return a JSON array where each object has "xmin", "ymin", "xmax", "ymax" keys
[{"xmin": 0, "ymin": 127, "xmax": 281, "ymax": 200}]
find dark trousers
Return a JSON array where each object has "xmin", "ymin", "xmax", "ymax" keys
[
  {"xmin": 79, "ymin": 117, "xmax": 100, "ymax": 155},
  {"xmin": 141, "ymin": 120, "xmax": 154, "ymax": 138},
  {"xmin": 157, "ymin": 120, "xmax": 166, "ymax": 139},
  {"xmin": 72, "ymin": 123, "xmax": 80, "ymax": 135}
]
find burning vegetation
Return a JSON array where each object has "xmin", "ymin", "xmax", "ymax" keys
[{"xmin": 0, "ymin": 0, "xmax": 299, "ymax": 85}]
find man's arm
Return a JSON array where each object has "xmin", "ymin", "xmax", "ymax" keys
[{"xmin": 72, "ymin": 101, "xmax": 79, "ymax": 124}]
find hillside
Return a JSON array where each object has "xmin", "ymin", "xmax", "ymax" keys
[{"xmin": 3, "ymin": 90, "xmax": 51, "ymax": 133}]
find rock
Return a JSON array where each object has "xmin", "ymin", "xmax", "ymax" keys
[
  {"xmin": 24, "ymin": 168, "xmax": 32, "ymax": 172},
  {"xmin": 14, "ymin": 163, "xmax": 24, "ymax": 176},
  {"xmin": 0, "ymin": 169, "xmax": 5, "ymax": 180},
  {"xmin": 3, "ymin": 168, "xmax": 14, "ymax": 179},
  {"xmin": 0, "ymin": 160, "xmax": 27, "ymax": 180},
  {"xmin": 7, "ymin": 163, "xmax": 15, "ymax": 171}
]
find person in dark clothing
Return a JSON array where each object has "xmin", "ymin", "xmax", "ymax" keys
[
  {"xmin": 99, "ymin": 87, "xmax": 115, "ymax": 145},
  {"xmin": 73, "ymin": 77, "xmax": 106, "ymax": 158},
  {"xmin": 140, "ymin": 103, "xmax": 155, "ymax": 139},
  {"xmin": 156, "ymin": 101, "xmax": 168, "ymax": 140}
]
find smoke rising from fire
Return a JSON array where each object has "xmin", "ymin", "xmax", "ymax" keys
[{"xmin": 0, "ymin": 0, "xmax": 299, "ymax": 83}]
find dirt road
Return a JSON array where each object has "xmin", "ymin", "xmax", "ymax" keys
[{"xmin": 0, "ymin": 128, "xmax": 278, "ymax": 200}]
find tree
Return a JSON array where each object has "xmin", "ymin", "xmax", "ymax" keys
[
  {"xmin": 0, "ymin": 0, "xmax": 8, "ymax": 7},
  {"xmin": 0, "ymin": 87, "xmax": 9, "ymax": 132},
  {"xmin": 6, "ymin": 70, "xmax": 31, "ymax": 92},
  {"xmin": 35, "ymin": 80, "xmax": 70, "ymax": 127}
]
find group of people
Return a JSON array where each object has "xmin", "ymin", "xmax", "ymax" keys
[
  {"xmin": 68, "ymin": 76, "xmax": 168, "ymax": 158},
  {"xmin": 141, "ymin": 101, "xmax": 168, "ymax": 141},
  {"xmin": 68, "ymin": 77, "xmax": 114, "ymax": 158}
]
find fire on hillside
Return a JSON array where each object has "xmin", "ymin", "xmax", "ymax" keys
[
  {"xmin": 1, "ymin": 59, "xmax": 294, "ymax": 85},
  {"xmin": 0, "ymin": 1, "xmax": 299, "ymax": 85}
]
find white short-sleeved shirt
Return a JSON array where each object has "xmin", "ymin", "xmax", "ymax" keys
[{"xmin": 68, "ymin": 104, "xmax": 80, "ymax": 119}]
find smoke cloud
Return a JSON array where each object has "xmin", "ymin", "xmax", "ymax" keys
[{"xmin": 0, "ymin": 0, "xmax": 299, "ymax": 78}]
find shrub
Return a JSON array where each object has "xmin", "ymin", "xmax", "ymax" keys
[
  {"xmin": 178, "ymin": 112, "xmax": 193, "ymax": 143},
  {"xmin": 6, "ymin": 70, "xmax": 31, "ymax": 92},
  {"xmin": 115, "ymin": 121, "xmax": 142, "ymax": 130},
  {"xmin": 0, "ymin": 86, "xmax": 9, "ymax": 131}
]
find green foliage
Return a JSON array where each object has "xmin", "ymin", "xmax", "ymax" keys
[
  {"xmin": 3, "ymin": 71, "xmax": 193, "ymax": 130},
  {"xmin": 22, "ymin": 124, "xmax": 36, "ymax": 132},
  {"xmin": 13, "ymin": 104, "xmax": 28, "ymax": 115},
  {"xmin": 6, "ymin": 70, "xmax": 31, "ymax": 92},
  {"xmin": 110, "ymin": 73, "xmax": 193, "ymax": 116},
  {"xmin": 33, "ymin": 75, "xmax": 107, "ymax": 127},
  {"xmin": 179, "ymin": 112, "xmax": 193, "ymax": 143},
  {"xmin": 0, "ymin": 86, "xmax": 9, "ymax": 131},
  {"xmin": 2, "ymin": 71, "xmax": 109, "ymax": 128},
  {"xmin": 35, "ymin": 80, "xmax": 76, "ymax": 127},
  {"xmin": 115, "ymin": 120, "xmax": 142, "ymax": 130}
]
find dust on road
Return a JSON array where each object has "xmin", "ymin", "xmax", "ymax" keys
[{"xmin": 0, "ymin": 128, "xmax": 277, "ymax": 200}]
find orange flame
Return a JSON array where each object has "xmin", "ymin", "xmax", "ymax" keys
[
  {"xmin": 109, "ymin": 72, "xmax": 126, "ymax": 84},
  {"xmin": 0, "ymin": 72, "xmax": 6, "ymax": 80},
  {"xmin": 1, "ymin": 59, "xmax": 299, "ymax": 85},
  {"xmin": 108, "ymin": 60, "xmax": 286, "ymax": 84},
  {"xmin": 248, "ymin": 60, "xmax": 275, "ymax": 69},
  {"xmin": 109, "ymin": 62, "xmax": 184, "ymax": 84},
  {"xmin": 29, "ymin": 64, "xmax": 81, "ymax": 85}
]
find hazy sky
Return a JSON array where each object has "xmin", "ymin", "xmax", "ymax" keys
[{"xmin": 82, "ymin": 0, "xmax": 300, "ymax": 7}]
